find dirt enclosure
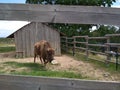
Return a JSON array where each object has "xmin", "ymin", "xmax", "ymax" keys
[{"xmin": 0, "ymin": 52, "xmax": 119, "ymax": 81}]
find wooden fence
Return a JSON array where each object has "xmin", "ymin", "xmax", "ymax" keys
[
  {"xmin": 1, "ymin": 4, "xmax": 120, "ymax": 26},
  {"xmin": 61, "ymin": 34, "xmax": 120, "ymax": 68},
  {"xmin": 0, "ymin": 75, "xmax": 119, "ymax": 90}
]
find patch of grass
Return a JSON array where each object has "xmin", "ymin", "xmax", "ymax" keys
[
  {"xmin": 0, "ymin": 46, "xmax": 15, "ymax": 53},
  {"xmin": 2, "ymin": 61, "xmax": 86, "ymax": 79},
  {"xmin": 65, "ymin": 52, "xmax": 120, "ymax": 73},
  {"xmin": 4, "ymin": 61, "xmax": 46, "ymax": 71},
  {"xmin": 88, "ymin": 58, "xmax": 120, "ymax": 72},
  {"xmin": 15, "ymin": 70, "xmax": 84, "ymax": 79}
]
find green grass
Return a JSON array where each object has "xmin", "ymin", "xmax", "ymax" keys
[
  {"xmin": 0, "ymin": 46, "xmax": 15, "ymax": 53},
  {"xmin": 2, "ymin": 61, "xmax": 86, "ymax": 79},
  {"xmin": 66, "ymin": 51, "xmax": 120, "ymax": 73},
  {"xmin": 4, "ymin": 61, "xmax": 46, "ymax": 71}
]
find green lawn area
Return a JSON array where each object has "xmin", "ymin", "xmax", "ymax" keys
[
  {"xmin": 0, "ymin": 61, "xmax": 87, "ymax": 79},
  {"xmin": 0, "ymin": 46, "xmax": 15, "ymax": 53}
]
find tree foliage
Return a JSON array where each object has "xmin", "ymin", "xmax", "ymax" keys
[
  {"xmin": 90, "ymin": 25, "xmax": 118, "ymax": 37},
  {"xmin": 26, "ymin": 0, "xmax": 116, "ymax": 7},
  {"xmin": 50, "ymin": 23, "xmax": 92, "ymax": 37}
]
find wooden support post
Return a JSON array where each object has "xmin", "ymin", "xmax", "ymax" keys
[
  {"xmin": 65, "ymin": 37, "xmax": 68, "ymax": 52},
  {"xmin": 115, "ymin": 52, "xmax": 119, "ymax": 70},
  {"xmin": 16, "ymin": 51, "xmax": 24, "ymax": 58},
  {"xmin": 106, "ymin": 36, "xmax": 110, "ymax": 65},
  {"xmin": 86, "ymin": 36, "xmax": 89, "ymax": 60},
  {"xmin": 72, "ymin": 36, "xmax": 76, "ymax": 56}
]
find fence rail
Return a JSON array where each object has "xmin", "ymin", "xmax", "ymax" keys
[
  {"xmin": 61, "ymin": 34, "xmax": 120, "ymax": 70},
  {"xmin": 0, "ymin": 75, "xmax": 119, "ymax": 90},
  {"xmin": 105, "ymin": 34, "xmax": 120, "ymax": 37}
]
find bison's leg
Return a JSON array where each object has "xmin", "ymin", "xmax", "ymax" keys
[
  {"xmin": 39, "ymin": 56, "xmax": 43, "ymax": 64},
  {"xmin": 45, "ymin": 60, "xmax": 49, "ymax": 65},
  {"xmin": 34, "ymin": 53, "xmax": 37, "ymax": 63},
  {"xmin": 42, "ymin": 58, "xmax": 47, "ymax": 65},
  {"xmin": 43, "ymin": 59, "xmax": 49, "ymax": 65}
]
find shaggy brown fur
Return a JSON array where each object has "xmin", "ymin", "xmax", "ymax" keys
[{"xmin": 34, "ymin": 40, "xmax": 54, "ymax": 65}]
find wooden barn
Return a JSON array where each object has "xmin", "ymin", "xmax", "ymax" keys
[{"xmin": 7, "ymin": 22, "xmax": 62, "ymax": 57}]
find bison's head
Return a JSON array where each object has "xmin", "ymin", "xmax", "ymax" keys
[{"xmin": 46, "ymin": 48, "xmax": 55, "ymax": 63}]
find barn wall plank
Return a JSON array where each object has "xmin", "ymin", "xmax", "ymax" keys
[
  {"xmin": 28, "ymin": 25, "xmax": 31, "ymax": 57},
  {"xmin": 36, "ymin": 22, "xmax": 41, "ymax": 42},
  {"xmin": 24, "ymin": 26, "xmax": 29, "ymax": 57},
  {"xmin": 53, "ymin": 30, "xmax": 57, "ymax": 55},
  {"xmin": 14, "ymin": 33, "xmax": 18, "ymax": 53},
  {"xmin": 35, "ymin": 22, "xmax": 39, "ymax": 42},
  {"xmin": 22, "ymin": 27, "xmax": 27, "ymax": 57},
  {"xmin": 56, "ymin": 31, "xmax": 61, "ymax": 55},
  {"xmin": 38, "ymin": 23, "xmax": 43, "ymax": 41},
  {"xmin": 30, "ymin": 23, "xmax": 35, "ymax": 57},
  {"xmin": 37, "ymin": 23, "xmax": 45, "ymax": 41},
  {"xmin": 45, "ymin": 25, "xmax": 49, "ymax": 41},
  {"xmin": 18, "ymin": 29, "xmax": 24, "ymax": 57},
  {"xmin": 54, "ymin": 29, "xmax": 61, "ymax": 55},
  {"xmin": 19, "ymin": 30, "xmax": 23, "ymax": 52},
  {"xmin": 16, "ymin": 31, "xmax": 20, "ymax": 52}
]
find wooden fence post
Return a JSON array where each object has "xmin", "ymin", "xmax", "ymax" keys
[
  {"xmin": 106, "ymin": 36, "xmax": 110, "ymax": 64},
  {"xmin": 73, "ymin": 36, "xmax": 76, "ymax": 56},
  {"xmin": 86, "ymin": 36, "xmax": 89, "ymax": 60},
  {"xmin": 65, "ymin": 37, "xmax": 68, "ymax": 52}
]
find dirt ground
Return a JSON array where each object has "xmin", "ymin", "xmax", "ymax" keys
[{"xmin": 0, "ymin": 52, "xmax": 120, "ymax": 81}]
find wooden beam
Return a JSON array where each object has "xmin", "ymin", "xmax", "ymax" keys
[
  {"xmin": 88, "ymin": 37, "xmax": 107, "ymax": 39},
  {"xmin": 0, "ymin": 3, "xmax": 120, "ymax": 26},
  {"xmin": 0, "ymin": 75, "xmax": 119, "ymax": 90},
  {"xmin": 106, "ymin": 34, "xmax": 120, "ymax": 37}
]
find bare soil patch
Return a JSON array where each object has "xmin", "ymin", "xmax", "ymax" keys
[{"xmin": 0, "ymin": 52, "xmax": 119, "ymax": 81}]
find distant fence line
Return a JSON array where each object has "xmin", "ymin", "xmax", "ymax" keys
[{"xmin": 61, "ymin": 34, "xmax": 120, "ymax": 69}]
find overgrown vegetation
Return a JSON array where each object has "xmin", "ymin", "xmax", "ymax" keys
[
  {"xmin": 0, "ymin": 46, "xmax": 15, "ymax": 53},
  {"xmin": 0, "ymin": 38, "xmax": 14, "ymax": 45}
]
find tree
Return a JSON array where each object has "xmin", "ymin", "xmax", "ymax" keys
[
  {"xmin": 26, "ymin": 0, "xmax": 116, "ymax": 7},
  {"xmin": 90, "ymin": 25, "xmax": 117, "ymax": 37}
]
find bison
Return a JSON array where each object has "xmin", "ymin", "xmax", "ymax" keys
[{"xmin": 34, "ymin": 40, "xmax": 55, "ymax": 65}]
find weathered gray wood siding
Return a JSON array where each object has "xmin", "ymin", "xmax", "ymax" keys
[
  {"xmin": 0, "ymin": 4, "xmax": 120, "ymax": 26},
  {"xmin": 14, "ymin": 22, "xmax": 61, "ymax": 57},
  {"xmin": 0, "ymin": 75, "xmax": 120, "ymax": 90}
]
